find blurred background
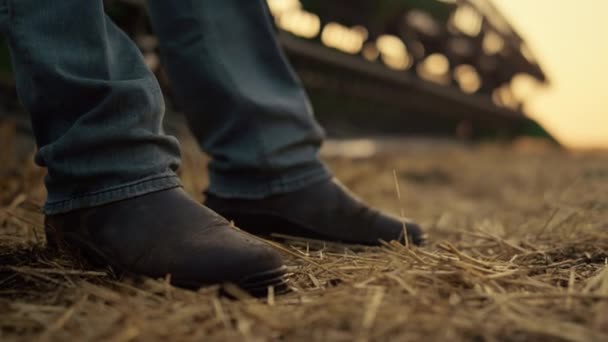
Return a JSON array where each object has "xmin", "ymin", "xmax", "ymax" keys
[
  {"xmin": 493, "ymin": 0, "xmax": 608, "ymax": 149},
  {"xmin": 0, "ymin": 0, "xmax": 605, "ymax": 149}
]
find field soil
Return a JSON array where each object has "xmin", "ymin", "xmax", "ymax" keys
[{"xmin": 1, "ymin": 133, "xmax": 607, "ymax": 341}]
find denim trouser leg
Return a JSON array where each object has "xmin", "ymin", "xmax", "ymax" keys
[
  {"xmin": 147, "ymin": 0, "xmax": 331, "ymax": 199},
  {"xmin": 0, "ymin": 0, "xmax": 182, "ymax": 214}
]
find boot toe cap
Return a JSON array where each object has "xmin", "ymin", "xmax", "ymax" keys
[{"xmin": 373, "ymin": 213, "xmax": 425, "ymax": 246}]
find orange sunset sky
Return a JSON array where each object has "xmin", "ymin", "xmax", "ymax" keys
[{"xmin": 493, "ymin": 0, "xmax": 608, "ymax": 149}]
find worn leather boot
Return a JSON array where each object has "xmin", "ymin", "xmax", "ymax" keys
[
  {"xmin": 45, "ymin": 188, "xmax": 286, "ymax": 296},
  {"xmin": 205, "ymin": 178, "xmax": 425, "ymax": 246}
]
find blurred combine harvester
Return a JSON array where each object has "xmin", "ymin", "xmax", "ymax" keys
[
  {"xmin": 0, "ymin": 0, "xmax": 555, "ymax": 141},
  {"xmin": 267, "ymin": 0, "xmax": 552, "ymax": 139}
]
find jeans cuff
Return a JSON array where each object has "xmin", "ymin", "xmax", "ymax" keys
[
  {"xmin": 43, "ymin": 173, "xmax": 182, "ymax": 215},
  {"xmin": 206, "ymin": 162, "xmax": 332, "ymax": 199}
]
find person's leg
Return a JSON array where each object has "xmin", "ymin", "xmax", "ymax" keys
[
  {"xmin": 147, "ymin": 0, "xmax": 424, "ymax": 245},
  {"xmin": 146, "ymin": 0, "xmax": 331, "ymax": 199},
  {"xmin": 1, "ymin": 0, "xmax": 180, "ymax": 213},
  {"xmin": 0, "ymin": 0, "xmax": 285, "ymax": 293}
]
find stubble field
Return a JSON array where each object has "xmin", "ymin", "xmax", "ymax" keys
[{"xmin": 1, "ymin": 131, "xmax": 607, "ymax": 341}]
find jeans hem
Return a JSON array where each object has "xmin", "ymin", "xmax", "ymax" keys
[
  {"xmin": 206, "ymin": 163, "xmax": 332, "ymax": 199},
  {"xmin": 43, "ymin": 173, "xmax": 182, "ymax": 215}
]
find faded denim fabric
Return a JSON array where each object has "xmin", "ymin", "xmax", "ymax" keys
[
  {"xmin": 0, "ymin": 0, "xmax": 329, "ymax": 214},
  {"xmin": 147, "ymin": 0, "xmax": 330, "ymax": 198},
  {"xmin": 0, "ymin": 0, "xmax": 182, "ymax": 214}
]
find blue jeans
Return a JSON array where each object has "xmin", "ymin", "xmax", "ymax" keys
[{"xmin": 0, "ymin": 0, "xmax": 330, "ymax": 214}]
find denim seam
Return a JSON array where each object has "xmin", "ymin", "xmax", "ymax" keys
[
  {"xmin": 208, "ymin": 163, "xmax": 331, "ymax": 199},
  {"xmin": 46, "ymin": 174, "xmax": 179, "ymax": 204},
  {"xmin": 44, "ymin": 174, "xmax": 181, "ymax": 214},
  {"xmin": 211, "ymin": 171, "xmax": 329, "ymax": 198}
]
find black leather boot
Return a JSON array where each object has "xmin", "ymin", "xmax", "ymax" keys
[
  {"xmin": 205, "ymin": 179, "xmax": 425, "ymax": 246},
  {"xmin": 45, "ymin": 188, "xmax": 286, "ymax": 296}
]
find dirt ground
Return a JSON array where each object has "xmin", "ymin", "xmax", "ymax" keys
[{"xmin": 1, "ymin": 132, "xmax": 607, "ymax": 341}]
